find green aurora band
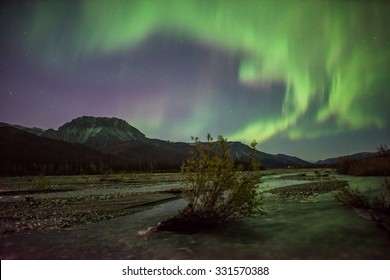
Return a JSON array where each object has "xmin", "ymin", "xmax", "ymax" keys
[{"xmin": 26, "ymin": 0, "xmax": 390, "ymax": 144}]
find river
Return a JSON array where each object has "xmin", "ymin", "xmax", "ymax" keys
[{"xmin": 1, "ymin": 170, "xmax": 389, "ymax": 259}]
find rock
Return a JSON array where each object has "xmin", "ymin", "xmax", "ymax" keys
[{"xmin": 137, "ymin": 227, "xmax": 156, "ymax": 237}]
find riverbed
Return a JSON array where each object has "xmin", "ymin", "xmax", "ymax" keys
[{"xmin": 1, "ymin": 169, "xmax": 389, "ymax": 259}]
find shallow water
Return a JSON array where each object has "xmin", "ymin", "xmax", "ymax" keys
[
  {"xmin": 1, "ymin": 171, "xmax": 389, "ymax": 259},
  {"xmin": 1, "ymin": 196, "xmax": 389, "ymax": 259},
  {"xmin": 259, "ymin": 179, "xmax": 317, "ymax": 192}
]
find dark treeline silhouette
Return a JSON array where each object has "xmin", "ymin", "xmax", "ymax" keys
[
  {"xmin": 0, "ymin": 148, "xmax": 260, "ymax": 176},
  {"xmin": 0, "ymin": 126, "xmax": 184, "ymax": 176},
  {"xmin": 2, "ymin": 124, "xmax": 309, "ymax": 176},
  {"xmin": 337, "ymin": 152, "xmax": 390, "ymax": 176},
  {"xmin": 0, "ymin": 158, "xmax": 184, "ymax": 176}
]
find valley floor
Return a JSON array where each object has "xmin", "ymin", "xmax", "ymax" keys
[
  {"xmin": 0, "ymin": 173, "xmax": 183, "ymax": 235},
  {"xmin": 1, "ymin": 168, "xmax": 389, "ymax": 259}
]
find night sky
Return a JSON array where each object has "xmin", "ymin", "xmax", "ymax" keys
[{"xmin": 1, "ymin": 0, "xmax": 389, "ymax": 161}]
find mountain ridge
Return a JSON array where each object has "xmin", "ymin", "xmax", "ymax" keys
[
  {"xmin": 316, "ymin": 151, "xmax": 383, "ymax": 165},
  {"xmin": 41, "ymin": 116, "xmax": 146, "ymax": 150},
  {"xmin": 1, "ymin": 116, "xmax": 313, "ymax": 175},
  {"xmin": 0, "ymin": 122, "xmax": 45, "ymax": 136}
]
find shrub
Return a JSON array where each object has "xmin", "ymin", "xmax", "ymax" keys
[
  {"xmin": 333, "ymin": 186, "xmax": 370, "ymax": 209},
  {"xmin": 370, "ymin": 179, "xmax": 390, "ymax": 214},
  {"xmin": 333, "ymin": 179, "xmax": 390, "ymax": 215},
  {"xmin": 156, "ymin": 134, "xmax": 262, "ymax": 232},
  {"xmin": 32, "ymin": 175, "xmax": 49, "ymax": 190}
]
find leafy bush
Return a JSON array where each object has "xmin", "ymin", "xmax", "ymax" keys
[
  {"xmin": 333, "ymin": 179, "xmax": 390, "ymax": 214},
  {"xmin": 333, "ymin": 186, "xmax": 371, "ymax": 209},
  {"xmin": 156, "ymin": 134, "xmax": 262, "ymax": 232},
  {"xmin": 370, "ymin": 179, "xmax": 390, "ymax": 214},
  {"xmin": 32, "ymin": 175, "xmax": 49, "ymax": 190}
]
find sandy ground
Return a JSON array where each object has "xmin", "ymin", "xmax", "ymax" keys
[{"xmin": 0, "ymin": 191, "xmax": 179, "ymax": 235}]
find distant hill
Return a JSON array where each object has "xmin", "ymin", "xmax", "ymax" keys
[
  {"xmin": 104, "ymin": 139, "xmax": 193, "ymax": 170},
  {"xmin": 105, "ymin": 140, "xmax": 311, "ymax": 169},
  {"xmin": 0, "ymin": 126, "xmax": 125, "ymax": 176},
  {"xmin": 335, "ymin": 153, "xmax": 390, "ymax": 176},
  {"xmin": 274, "ymin": 153, "xmax": 313, "ymax": 167},
  {"xmin": 226, "ymin": 142, "xmax": 311, "ymax": 168},
  {"xmin": 42, "ymin": 116, "xmax": 146, "ymax": 150},
  {"xmin": 316, "ymin": 152, "xmax": 378, "ymax": 165},
  {"xmin": 0, "ymin": 122, "xmax": 44, "ymax": 136},
  {"xmin": 316, "ymin": 149, "xmax": 390, "ymax": 176}
]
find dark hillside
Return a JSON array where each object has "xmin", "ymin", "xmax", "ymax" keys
[{"xmin": 0, "ymin": 126, "xmax": 123, "ymax": 175}]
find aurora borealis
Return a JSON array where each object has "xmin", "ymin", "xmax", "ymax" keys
[{"xmin": 0, "ymin": 0, "xmax": 389, "ymax": 160}]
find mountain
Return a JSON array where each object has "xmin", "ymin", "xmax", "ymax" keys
[
  {"xmin": 42, "ymin": 116, "xmax": 146, "ymax": 150},
  {"xmin": 0, "ymin": 122, "xmax": 44, "ymax": 136},
  {"xmin": 316, "ymin": 152, "xmax": 378, "ymax": 165},
  {"xmin": 104, "ymin": 139, "xmax": 194, "ymax": 170},
  {"xmin": 274, "ymin": 153, "xmax": 312, "ymax": 166},
  {"xmin": 40, "ymin": 116, "xmax": 310, "ymax": 168},
  {"xmin": 1, "ymin": 116, "xmax": 312, "ymax": 175},
  {"xmin": 0, "ymin": 126, "xmax": 125, "ymax": 176},
  {"xmin": 227, "ymin": 142, "xmax": 311, "ymax": 168},
  {"xmin": 105, "ymin": 140, "xmax": 311, "ymax": 169}
]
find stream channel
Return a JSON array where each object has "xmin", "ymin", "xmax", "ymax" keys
[{"xmin": 1, "ymin": 171, "xmax": 389, "ymax": 259}]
